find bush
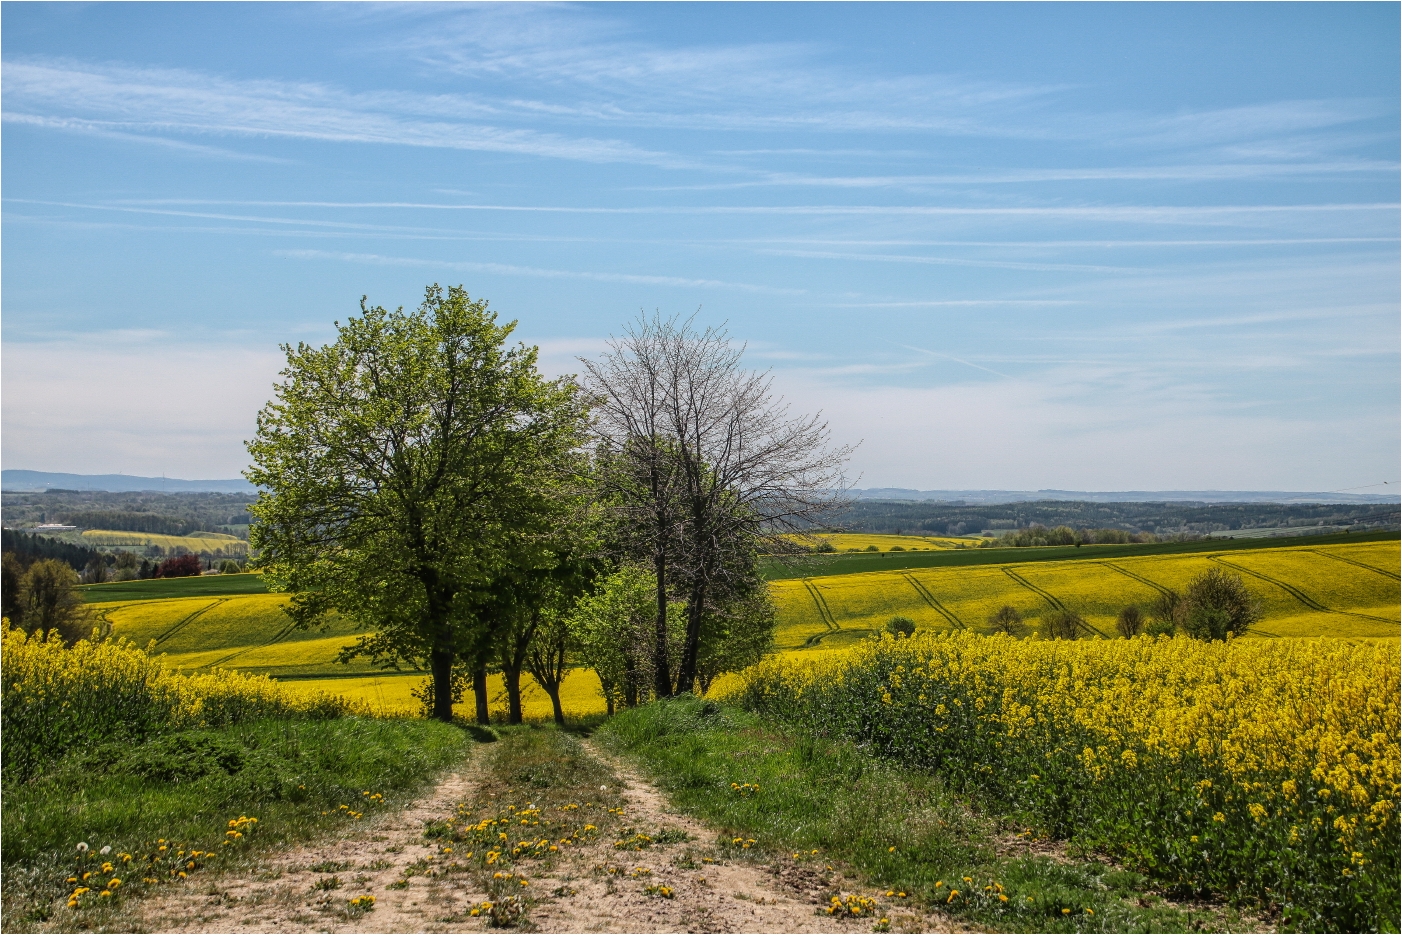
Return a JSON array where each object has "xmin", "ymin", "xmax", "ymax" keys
[
  {"xmin": 885, "ymin": 616, "xmax": 916, "ymax": 638},
  {"xmin": 1146, "ymin": 589, "xmax": 1183, "ymax": 636},
  {"xmin": 1182, "ymin": 569, "xmax": 1259, "ymax": 640},
  {"xmin": 155, "ymin": 554, "xmax": 203, "ymax": 578},
  {"xmin": 1115, "ymin": 605, "xmax": 1143, "ymax": 638},
  {"xmin": 863, "ymin": 545, "xmax": 880, "ymax": 552},
  {"xmin": 814, "ymin": 541, "xmax": 836, "ymax": 553},
  {"xmin": 218, "ymin": 559, "xmax": 242, "ymax": 574}
]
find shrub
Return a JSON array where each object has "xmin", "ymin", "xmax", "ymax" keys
[
  {"xmin": 1182, "ymin": 569, "xmax": 1259, "ymax": 641},
  {"xmin": 1115, "ymin": 605, "xmax": 1143, "ymax": 638},
  {"xmin": 1146, "ymin": 589, "xmax": 1183, "ymax": 636},
  {"xmin": 985, "ymin": 605, "xmax": 1027, "ymax": 637},
  {"xmin": 864, "ymin": 545, "xmax": 880, "ymax": 552},
  {"xmin": 814, "ymin": 541, "xmax": 836, "ymax": 553},
  {"xmin": 156, "ymin": 554, "xmax": 203, "ymax": 578},
  {"xmin": 218, "ymin": 559, "xmax": 242, "ymax": 574},
  {"xmin": 885, "ymin": 616, "xmax": 916, "ymax": 638}
]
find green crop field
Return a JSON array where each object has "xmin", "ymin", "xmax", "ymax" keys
[{"xmin": 78, "ymin": 572, "xmax": 268, "ymax": 602}]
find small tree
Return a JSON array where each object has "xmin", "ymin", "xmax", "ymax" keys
[
  {"xmin": 1043, "ymin": 608, "xmax": 1086, "ymax": 640},
  {"xmin": 886, "ymin": 615, "xmax": 916, "ymax": 638},
  {"xmin": 573, "ymin": 566, "xmax": 683, "ymax": 713},
  {"xmin": 695, "ymin": 588, "xmax": 775, "ymax": 694},
  {"xmin": 83, "ymin": 555, "xmax": 110, "ymax": 584},
  {"xmin": 524, "ymin": 608, "xmax": 573, "ymax": 725},
  {"xmin": 219, "ymin": 559, "xmax": 242, "ymax": 574},
  {"xmin": 1146, "ymin": 589, "xmax": 1183, "ymax": 636},
  {"xmin": 1116, "ymin": 605, "xmax": 1144, "ymax": 638},
  {"xmin": 1182, "ymin": 569, "xmax": 1259, "ymax": 641},
  {"xmin": 19, "ymin": 559, "xmax": 91, "ymax": 643},
  {"xmin": 986, "ymin": 604, "xmax": 1027, "ymax": 637}
]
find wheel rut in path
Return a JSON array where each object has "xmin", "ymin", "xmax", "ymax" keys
[
  {"xmin": 138, "ymin": 762, "xmax": 484, "ymax": 934},
  {"xmin": 518, "ymin": 739, "xmax": 953, "ymax": 934},
  {"xmin": 137, "ymin": 737, "xmax": 955, "ymax": 934}
]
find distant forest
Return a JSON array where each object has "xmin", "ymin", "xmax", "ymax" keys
[
  {"xmin": 831, "ymin": 500, "xmax": 1402, "ymax": 537},
  {"xmin": 1, "ymin": 490, "xmax": 254, "ymax": 536}
]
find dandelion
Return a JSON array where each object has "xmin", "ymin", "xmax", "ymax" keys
[
  {"xmin": 99, "ymin": 846, "xmax": 111, "ymax": 856},
  {"xmin": 76, "ymin": 843, "xmax": 89, "ymax": 853}
]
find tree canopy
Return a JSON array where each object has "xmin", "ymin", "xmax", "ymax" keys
[{"xmin": 246, "ymin": 285, "xmax": 588, "ymax": 721}]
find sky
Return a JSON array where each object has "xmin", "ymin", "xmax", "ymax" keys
[{"xmin": 2, "ymin": 2, "xmax": 1398, "ymax": 491}]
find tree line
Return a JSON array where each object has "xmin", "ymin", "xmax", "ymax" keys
[{"xmin": 247, "ymin": 286, "xmax": 850, "ymax": 723}]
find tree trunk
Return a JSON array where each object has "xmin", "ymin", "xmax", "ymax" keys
[
  {"xmin": 546, "ymin": 685, "xmax": 565, "ymax": 726},
  {"xmin": 623, "ymin": 650, "xmax": 639, "ymax": 707},
  {"xmin": 430, "ymin": 648, "xmax": 455, "ymax": 722},
  {"xmin": 653, "ymin": 552, "xmax": 672, "ymax": 698},
  {"xmin": 504, "ymin": 665, "xmax": 523, "ymax": 724},
  {"xmin": 675, "ymin": 581, "xmax": 706, "ymax": 695},
  {"xmin": 473, "ymin": 665, "xmax": 489, "ymax": 725}
]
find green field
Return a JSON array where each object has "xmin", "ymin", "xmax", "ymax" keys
[{"xmin": 78, "ymin": 572, "xmax": 268, "ymax": 602}]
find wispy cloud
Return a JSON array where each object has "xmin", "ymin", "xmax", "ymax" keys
[
  {"xmin": 2, "ymin": 58, "xmax": 687, "ymax": 166},
  {"xmin": 276, "ymin": 248, "xmax": 806, "ymax": 295}
]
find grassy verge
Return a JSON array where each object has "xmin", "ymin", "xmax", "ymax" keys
[
  {"xmin": 1, "ymin": 717, "xmax": 470, "ymax": 931},
  {"xmin": 599, "ymin": 697, "xmax": 1261, "ymax": 933}
]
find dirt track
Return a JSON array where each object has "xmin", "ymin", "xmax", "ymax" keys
[{"xmin": 138, "ymin": 740, "xmax": 951, "ymax": 934}]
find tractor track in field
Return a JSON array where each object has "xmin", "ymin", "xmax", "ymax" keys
[
  {"xmin": 900, "ymin": 573, "xmax": 964, "ymax": 628},
  {"xmin": 802, "ymin": 579, "xmax": 839, "ymax": 631},
  {"xmin": 1000, "ymin": 568, "xmax": 1066, "ymax": 612},
  {"xmin": 1098, "ymin": 562, "xmax": 1175, "ymax": 598},
  {"xmin": 1309, "ymin": 549, "xmax": 1401, "ymax": 581},
  {"xmin": 153, "ymin": 599, "xmax": 228, "ymax": 647},
  {"xmin": 201, "ymin": 620, "xmax": 300, "ymax": 671},
  {"xmin": 1208, "ymin": 556, "xmax": 1397, "ymax": 624}
]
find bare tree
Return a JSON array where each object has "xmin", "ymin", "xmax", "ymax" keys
[{"xmin": 584, "ymin": 313, "xmax": 853, "ymax": 696}]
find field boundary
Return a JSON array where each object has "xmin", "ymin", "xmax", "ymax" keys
[
  {"xmin": 901, "ymin": 572, "xmax": 965, "ymax": 628},
  {"xmin": 1209, "ymin": 556, "xmax": 1398, "ymax": 624}
]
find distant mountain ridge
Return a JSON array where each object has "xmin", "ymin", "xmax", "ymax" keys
[
  {"xmin": 849, "ymin": 488, "xmax": 1399, "ymax": 505},
  {"xmin": 4, "ymin": 472, "xmax": 1394, "ymax": 503},
  {"xmin": 2, "ymin": 470, "xmax": 254, "ymax": 494}
]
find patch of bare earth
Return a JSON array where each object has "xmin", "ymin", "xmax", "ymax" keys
[
  {"xmin": 136, "ymin": 740, "xmax": 959, "ymax": 934},
  {"xmin": 137, "ymin": 766, "xmax": 484, "ymax": 934}
]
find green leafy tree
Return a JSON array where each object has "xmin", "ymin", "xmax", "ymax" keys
[
  {"xmin": 246, "ymin": 285, "xmax": 588, "ymax": 722},
  {"xmin": 886, "ymin": 615, "xmax": 916, "ymax": 638},
  {"xmin": 572, "ymin": 566, "xmax": 684, "ymax": 713},
  {"xmin": 695, "ymin": 587, "xmax": 776, "ymax": 694},
  {"xmin": 18, "ymin": 559, "xmax": 92, "ymax": 643},
  {"xmin": 1183, "ymin": 568, "xmax": 1260, "ymax": 641}
]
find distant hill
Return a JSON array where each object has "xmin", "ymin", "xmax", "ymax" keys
[
  {"xmin": 1, "ymin": 470, "xmax": 254, "ymax": 494},
  {"xmin": 848, "ymin": 488, "xmax": 1399, "ymax": 505}
]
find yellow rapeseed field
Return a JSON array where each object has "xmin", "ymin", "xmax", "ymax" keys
[
  {"xmin": 805, "ymin": 533, "xmax": 982, "ymax": 552},
  {"xmin": 0, "ymin": 622, "xmax": 351, "ymax": 779},
  {"xmin": 727, "ymin": 630, "xmax": 1400, "ymax": 930},
  {"xmin": 773, "ymin": 539, "xmax": 1399, "ymax": 648},
  {"xmin": 79, "ymin": 529, "xmax": 249, "ymax": 555}
]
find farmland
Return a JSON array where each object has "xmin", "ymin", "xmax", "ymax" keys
[
  {"xmin": 79, "ymin": 534, "xmax": 1399, "ymax": 721},
  {"xmin": 773, "ymin": 536, "xmax": 1398, "ymax": 649}
]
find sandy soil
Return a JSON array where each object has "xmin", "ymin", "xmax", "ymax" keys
[{"xmin": 137, "ymin": 741, "xmax": 955, "ymax": 934}]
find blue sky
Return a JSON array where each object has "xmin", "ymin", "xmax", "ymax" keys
[{"xmin": 3, "ymin": 2, "xmax": 1398, "ymax": 490}]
